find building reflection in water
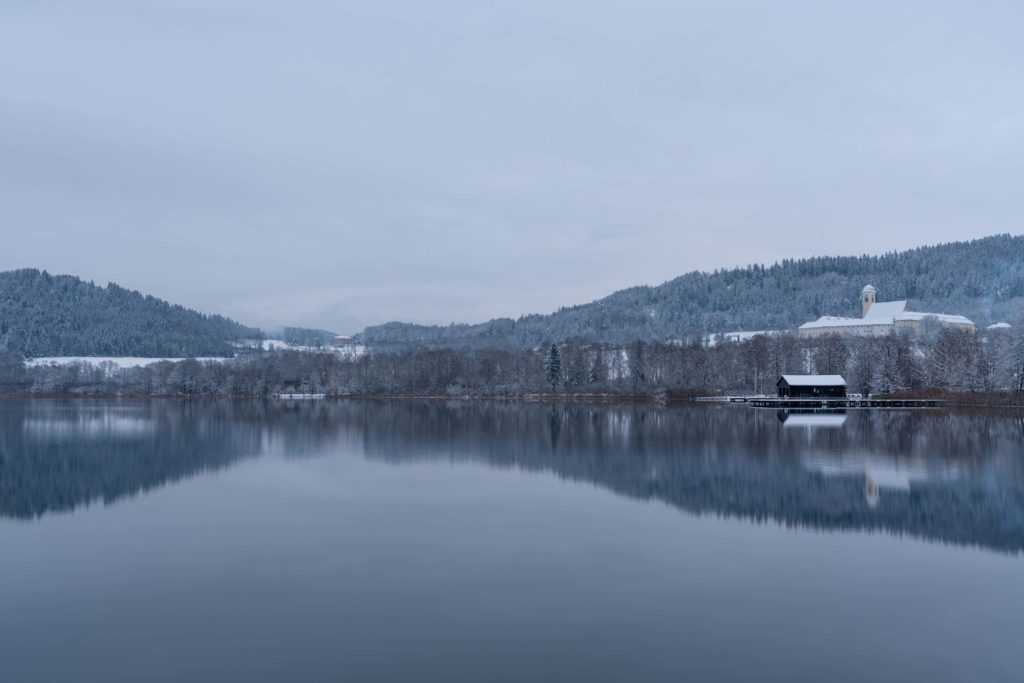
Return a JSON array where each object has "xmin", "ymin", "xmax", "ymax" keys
[
  {"xmin": 778, "ymin": 408, "xmax": 972, "ymax": 510},
  {"xmin": 1, "ymin": 399, "xmax": 1022, "ymax": 553}
]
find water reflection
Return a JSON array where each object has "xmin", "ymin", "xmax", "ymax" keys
[
  {"xmin": 349, "ymin": 402, "xmax": 1024, "ymax": 553},
  {"xmin": 1, "ymin": 399, "xmax": 1022, "ymax": 553},
  {"xmin": 0, "ymin": 399, "xmax": 340, "ymax": 519},
  {"xmin": 778, "ymin": 409, "xmax": 848, "ymax": 428}
]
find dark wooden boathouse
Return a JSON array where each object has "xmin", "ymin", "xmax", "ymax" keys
[{"xmin": 776, "ymin": 375, "xmax": 847, "ymax": 399}]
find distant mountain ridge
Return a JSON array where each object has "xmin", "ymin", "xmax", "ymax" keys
[
  {"xmin": 358, "ymin": 234, "xmax": 1024, "ymax": 349},
  {"xmin": 0, "ymin": 269, "xmax": 261, "ymax": 357}
]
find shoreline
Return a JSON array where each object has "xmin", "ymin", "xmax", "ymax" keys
[
  {"xmin": 3, "ymin": 389, "xmax": 1024, "ymax": 412},
  {"xmin": 0, "ymin": 390, "xmax": 686, "ymax": 404}
]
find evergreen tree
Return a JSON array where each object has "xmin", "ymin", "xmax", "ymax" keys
[
  {"xmin": 628, "ymin": 341, "xmax": 647, "ymax": 391},
  {"xmin": 563, "ymin": 345, "xmax": 587, "ymax": 388},
  {"xmin": 589, "ymin": 347, "xmax": 607, "ymax": 386},
  {"xmin": 543, "ymin": 344, "xmax": 562, "ymax": 390}
]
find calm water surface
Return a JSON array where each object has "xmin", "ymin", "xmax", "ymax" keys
[{"xmin": 1, "ymin": 399, "xmax": 1022, "ymax": 682}]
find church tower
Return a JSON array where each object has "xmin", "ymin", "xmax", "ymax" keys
[{"xmin": 861, "ymin": 285, "xmax": 876, "ymax": 317}]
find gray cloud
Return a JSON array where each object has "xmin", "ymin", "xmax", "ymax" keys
[{"xmin": 2, "ymin": 0, "xmax": 1022, "ymax": 333}]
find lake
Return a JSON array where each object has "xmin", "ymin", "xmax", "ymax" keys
[{"xmin": 1, "ymin": 399, "xmax": 1022, "ymax": 682}]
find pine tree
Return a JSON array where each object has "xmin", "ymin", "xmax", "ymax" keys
[
  {"xmin": 589, "ymin": 347, "xmax": 607, "ymax": 386},
  {"xmin": 543, "ymin": 344, "xmax": 562, "ymax": 390},
  {"xmin": 628, "ymin": 341, "xmax": 647, "ymax": 391}
]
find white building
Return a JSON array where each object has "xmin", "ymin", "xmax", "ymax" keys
[{"xmin": 798, "ymin": 285, "xmax": 975, "ymax": 338}]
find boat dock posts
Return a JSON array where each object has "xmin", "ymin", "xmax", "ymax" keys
[
  {"xmin": 694, "ymin": 396, "xmax": 943, "ymax": 408},
  {"xmin": 748, "ymin": 397, "xmax": 942, "ymax": 408}
]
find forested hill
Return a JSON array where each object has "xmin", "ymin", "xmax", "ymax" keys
[
  {"xmin": 359, "ymin": 234, "xmax": 1024, "ymax": 349},
  {"xmin": 0, "ymin": 269, "xmax": 262, "ymax": 357}
]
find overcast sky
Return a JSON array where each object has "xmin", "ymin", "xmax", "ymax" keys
[{"xmin": 2, "ymin": 1, "xmax": 1022, "ymax": 333}]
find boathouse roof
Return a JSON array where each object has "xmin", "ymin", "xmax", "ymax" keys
[{"xmin": 778, "ymin": 375, "xmax": 847, "ymax": 387}]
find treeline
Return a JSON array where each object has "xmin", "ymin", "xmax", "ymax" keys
[
  {"xmin": 359, "ymin": 234, "xmax": 1024, "ymax": 349},
  {"xmin": 277, "ymin": 327, "xmax": 336, "ymax": 347},
  {"xmin": 3, "ymin": 324, "xmax": 1023, "ymax": 397},
  {"xmin": 0, "ymin": 269, "xmax": 262, "ymax": 357}
]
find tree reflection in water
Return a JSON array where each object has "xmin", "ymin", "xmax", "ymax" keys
[{"xmin": 1, "ymin": 399, "xmax": 1022, "ymax": 553}]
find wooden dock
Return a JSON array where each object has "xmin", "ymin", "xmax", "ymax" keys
[
  {"xmin": 747, "ymin": 397, "xmax": 942, "ymax": 408},
  {"xmin": 694, "ymin": 395, "xmax": 943, "ymax": 408}
]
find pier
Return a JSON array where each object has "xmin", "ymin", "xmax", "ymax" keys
[
  {"xmin": 750, "ymin": 397, "xmax": 941, "ymax": 408},
  {"xmin": 695, "ymin": 395, "xmax": 942, "ymax": 408}
]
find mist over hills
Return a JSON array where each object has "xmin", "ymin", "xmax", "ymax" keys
[
  {"xmin": 0, "ymin": 269, "xmax": 261, "ymax": 358},
  {"xmin": 359, "ymin": 234, "xmax": 1024, "ymax": 349}
]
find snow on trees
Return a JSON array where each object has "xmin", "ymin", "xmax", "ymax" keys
[{"xmin": 543, "ymin": 344, "xmax": 562, "ymax": 390}]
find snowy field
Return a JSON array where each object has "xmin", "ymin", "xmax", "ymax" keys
[
  {"xmin": 259, "ymin": 339, "xmax": 367, "ymax": 358},
  {"xmin": 705, "ymin": 330, "xmax": 778, "ymax": 347},
  {"xmin": 24, "ymin": 356, "xmax": 224, "ymax": 369},
  {"xmin": 24, "ymin": 340, "xmax": 366, "ymax": 370}
]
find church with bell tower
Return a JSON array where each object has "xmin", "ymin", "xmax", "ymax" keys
[
  {"xmin": 861, "ymin": 285, "xmax": 876, "ymax": 317},
  {"xmin": 798, "ymin": 284, "xmax": 975, "ymax": 338}
]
